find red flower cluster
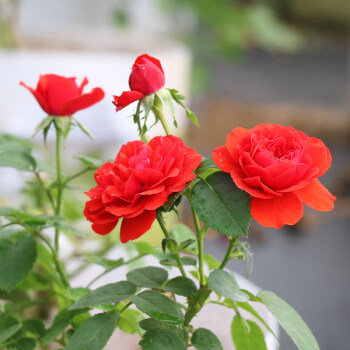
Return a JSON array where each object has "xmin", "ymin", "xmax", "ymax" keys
[
  {"xmin": 113, "ymin": 54, "xmax": 165, "ymax": 111},
  {"xmin": 213, "ymin": 124, "xmax": 335, "ymax": 228},
  {"xmin": 20, "ymin": 74, "xmax": 104, "ymax": 116},
  {"xmin": 84, "ymin": 135, "xmax": 202, "ymax": 243}
]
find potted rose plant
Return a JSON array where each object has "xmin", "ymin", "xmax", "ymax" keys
[{"xmin": 0, "ymin": 54, "xmax": 335, "ymax": 350}]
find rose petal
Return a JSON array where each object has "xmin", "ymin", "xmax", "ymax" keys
[
  {"xmin": 226, "ymin": 127, "xmax": 250, "ymax": 161},
  {"xmin": 307, "ymin": 137, "xmax": 332, "ymax": 177},
  {"xmin": 295, "ymin": 179, "xmax": 335, "ymax": 211},
  {"xmin": 113, "ymin": 91, "xmax": 145, "ymax": 111},
  {"xmin": 134, "ymin": 54, "xmax": 164, "ymax": 74},
  {"xmin": 251, "ymin": 192, "xmax": 304, "ymax": 228},
  {"xmin": 212, "ymin": 146, "xmax": 235, "ymax": 172},
  {"xmin": 58, "ymin": 87, "xmax": 105, "ymax": 116},
  {"xmin": 92, "ymin": 220, "xmax": 118, "ymax": 235},
  {"xmin": 20, "ymin": 81, "xmax": 50, "ymax": 114},
  {"xmin": 120, "ymin": 210, "xmax": 156, "ymax": 243}
]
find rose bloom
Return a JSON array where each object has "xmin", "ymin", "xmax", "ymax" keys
[
  {"xmin": 113, "ymin": 54, "xmax": 165, "ymax": 111},
  {"xmin": 84, "ymin": 135, "xmax": 202, "ymax": 243},
  {"xmin": 20, "ymin": 74, "xmax": 105, "ymax": 116},
  {"xmin": 213, "ymin": 124, "xmax": 336, "ymax": 228}
]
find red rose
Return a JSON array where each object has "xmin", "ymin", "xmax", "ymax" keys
[
  {"xmin": 84, "ymin": 135, "xmax": 202, "ymax": 243},
  {"xmin": 113, "ymin": 54, "xmax": 165, "ymax": 111},
  {"xmin": 20, "ymin": 74, "xmax": 105, "ymax": 116},
  {"xmin": 213, "ymin": 124, "xmax": 335, "ymax": 228}
]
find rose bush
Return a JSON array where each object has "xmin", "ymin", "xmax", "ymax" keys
[
  {"xmin": 84, "ymin": 135, "xmax": 202, "ymax": 243},
  {"xmin": 213, "ymin": 123, "xmax": 336, "ymax": 228},
  {"xmin": 20, "ymin": 74, "xmax": 105, "ymax": 116},
  {"xmin": 113, "ymin": 54, "xmax": 165, "ymax": 111}
]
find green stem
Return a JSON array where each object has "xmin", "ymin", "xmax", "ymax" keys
[
  {"xmin": 22, "ymin": 223, "xmax": 69, "ymax": 288},
  {"xmin": 153, "ymin": 107, "xmax": 171, "ymax": 135},
  {"xmin": 219, "ymin": 238, "xmax": 238, "ymax": 270},
  {"xmin": 63, "ymin": 167, "xmax": 93, "ymax": 186},
  {"xmin": 189, "ymin": 197, "xmax": 207, "ymax": 287},
  {"xmin": 156, "ymin": 215, "xmax": 187, "ymax": 278},
  {"xmin": 54, "ymin": 124, "xmax": 63, "ymax": 253},
  {"xmin": 35, "ymin": 170, "xmax": 56, "ymax": 211}
]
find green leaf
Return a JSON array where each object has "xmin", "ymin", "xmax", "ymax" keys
[
  {"xmin": 69, "ymin": 281, "xmax": 137, "ymax": 310},
  {"xmin": 168, "ymin": 88, "xmax": 199, "ymax": 126},
  {"xmin": 84, "ymin": 254, "xmax": 124, "ymax": 269},
  {"xmin": 42, "ymin": 308, "xmax": 87, "ymax": 345},
  {"xmin": 140, "ymin": 328, "xmax": 186, "ymax": 350},
  {"xmin": 9, "ymin": 338, "xmax": 36, "ymax": 350},
  {"xmin": 196, "ymin": 157, "xmax": 220, "ymax": 179},
  {"xmin": 203, "ymin": 254, "xmax": 221, "ymax": 270},
  {"xmin": 231, "ymin": 316, "xmax": 267, "ymax": 350},
  {"xmin": 258, "ymin": 290, "xmax": 319, "ymax": 350},
  {"xmin": 181, "ymin": 257, "xmax": 197, "ymax": 266},
  {"xmin": 117, "ymin": 308, "xmax": 143, "ymax": 334},
  {"xmin": 191, "ymin": 328, "xmax": 223, "ymax": 350},
  {"xmin": 235, "ymin": 301, "xmax": 278, "ymax": 340},
  {"xmin": 139, "ymin": 318, "xmax": 188, "ymax": 342},
  {"xmin": 0, "ymin": 134, "xmax": 36, "ymax": 171},
  {"xmin": 163, "ymin": 277, "xmax": 197, "ymax": 297},
  {"xmin": 192, "ymin": 172, "xmax": 251, "ymax": 237},
  {"xmin": 0, "ymin": 315, "xmax": 21, "ymax": 344},
  {"xmin": 179, "ymin": 239, "xmax": 196, "ymax": 251},
  {"xmin": 208, "ymin": 270, "xmax": 249, "ymax": 302},
  {"xmin": 74, "ymin": 119, "xmax": 94, "ymax": 140},
  {"xmin": 75, "ymin": 155, "xmax": 104, "ymax": 168},
  {"xmin": 31, "ymin": 115, "xmax": 54, "ymax": 138},
  {"xmin": 162, "ymin": 238, "xmax": 178, "ymax": 254},
  {"xmin": 127, "ymin": 266, "xmax": 168, "ymax": 288},
  {"xmin": 132, "ymin": 241, "xmax": 156, "ymax": 255},
  {"xmin": 156, "ymin": 88, "xmax": 176, "ymax": 119},
  {"xmin": 240, "ymin": 242, "xmax": 253, "ymax": 277},
  {"xmin": 142, "ymin": 94, "xmax": 155, "ymax": 122},
  {"xmin": 0, "ymin": 236, "xmax": 37, "ymax": 291},
  {"xmin": 65, "ymin": 312, "xmax": 118, "ymax": 350},
  {"xmin": 56, "ymin": 223, "xmax": 86, "ymax": 237},
  {"xmin": 23, "ymin": 319, "xmax": 45, "ymax": 336},
  {"xmin": 54, "ymin": 117, "xmax": 72, "ymax": 139},
  {"xmin": 170, "ymin": 224, "xmax": 197, "ymax": 252},
  {"xmin": 130, "ymin": 290, "xmax": 184, "ymax": 325}
]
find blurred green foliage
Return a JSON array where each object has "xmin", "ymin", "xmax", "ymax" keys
[{"xmin": 159, "ymin": 0, "xmax": 303, "ymax": 57}]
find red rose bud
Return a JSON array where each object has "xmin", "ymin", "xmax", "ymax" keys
[
  {"xmin": 113, "ymin": 54, "xmax": 165, "ymax": 111},
  {"xmin": 20, "ymin": 74, "xmax": 105, "ymax": 116},
  {"xmin": 84, "ymin": 135, "xmax": 202, "ymax": 243},
  {"xmin": 213, "ymin": 123, "xmax": 336, "ymax": 229}
]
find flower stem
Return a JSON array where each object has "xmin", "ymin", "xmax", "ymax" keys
[
  {"xmin": 54, "ymin": 124, "xmax": 64, "ymax": 253},
  {"xmin": 156, "ymin": 214, "xmax": 186, "ymax": 278},
  {"xmin": 153, "ymin": 106, "xmax": 171, "ymax": 136},
  {"xmin": 219, "ymin": 238, "xmax": 238, "ymax": 270},
  {"xmin": 189, "ymin": 195, "xmax": 207, "ymax": 287}
]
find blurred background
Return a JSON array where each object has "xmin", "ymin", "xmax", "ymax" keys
[{"xmin": 0, "ymin": 0, "xmax": 349, "ymax": 349}]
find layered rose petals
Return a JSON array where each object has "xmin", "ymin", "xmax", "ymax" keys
[
  {"xmin": 213, "ymin": 124, "xmax": 336, "ymax": 229},
  {"xmin": 84, "ymin": 135, "xmax": 202, "ymax": 243},
  {"xmin": 113, "ymin": 54, "xmax": 165, "ymax": 111},
  {"xmin": 20, "ymin": 74, "xmax": 104, "ymax": 116}
]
